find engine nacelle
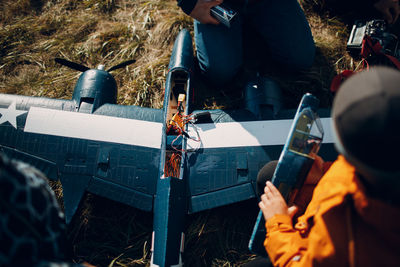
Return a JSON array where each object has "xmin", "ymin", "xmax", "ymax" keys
[{"xmin": 72, "ymin": 69, "xmax": 117, "ymax": 113}]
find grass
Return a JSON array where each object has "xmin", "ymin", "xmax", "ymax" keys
[
  {"xmin": 67, "ymin": 194, "xmax": 260, "ymax": 267},
  {"xmin": 0, "ymin": 0, "xmax": 357, "ymax": 266},
  {"xmin": 0, "ymin": 0, "xmax": 192, "ymax": 105}
]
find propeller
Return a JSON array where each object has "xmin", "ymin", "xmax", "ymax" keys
[
  {"xmin": 106, "ymin": 59, "xmax": 136, "ymax": 72},
  {"xmin": 55, "ymin": 58, "xmax": 90, "ymax": 72},
  {"xmin": 55, "ymin": 58, "xmax": 136, "ymax": 72}
]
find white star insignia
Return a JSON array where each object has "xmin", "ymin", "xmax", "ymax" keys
[{"xmin": 0, "ymin": 102, "xmax": 28, "ymax": 129}]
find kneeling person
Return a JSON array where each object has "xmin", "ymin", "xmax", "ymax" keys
[{"xmin": 259, "ymin": 66, "xmax": 400, "ymax": 266}]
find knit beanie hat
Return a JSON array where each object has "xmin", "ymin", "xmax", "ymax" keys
[{"xmin": 332, "ymin": 66, "xmax": 400, "ymax": 178}]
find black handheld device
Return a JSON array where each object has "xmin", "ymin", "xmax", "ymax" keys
[
  {"xmin": 210, "ymin": 4, "xmax": 237, "ymax": 28},
  {"xmin": 248, "ymin": 93, "xmax": 324, "ymax": 256},
  {"xmin": 347, "ymin": 19, "xmax": 399, "ymax": 58}
]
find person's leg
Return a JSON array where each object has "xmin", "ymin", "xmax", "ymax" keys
[
  {"xmin": 194, "ymin": 17, "xmax": 243, "ymax": 86},
  {"xmin": 247, "ymin": 0, "xmax": 316, "ymax": 71}
]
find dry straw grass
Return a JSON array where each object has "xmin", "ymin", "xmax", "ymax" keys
[
  {"xmin": 0, "ymin": 0, "xmax": 192, "ymax": 106},
  {"xmin": 0, "ymin": 0, "xmax": 356, "ymax": 266}
]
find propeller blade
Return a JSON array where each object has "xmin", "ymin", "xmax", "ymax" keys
[
  {"xmin": 55, "ymin": 58, "xmax": 90, "ymax": 72},
  {"xmin": 107, "ymin": 59, "xmax": 136, "ymax": 72}
]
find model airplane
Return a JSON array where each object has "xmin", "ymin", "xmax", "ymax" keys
[{"xmin": 0, "ymin": 29, "xmax": 337, "ymax": 267}]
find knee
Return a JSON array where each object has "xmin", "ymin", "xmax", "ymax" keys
[
  {"xmin": 281, "ymin": 42, "xmax": 316, "ymax": 71},
  {"xmin": 197, "ymin": 54, "xmax": 242, "ymax": 86},
  {"xmin": 293, "ymin": 43, "xmax": 316, "ymax": 70}
]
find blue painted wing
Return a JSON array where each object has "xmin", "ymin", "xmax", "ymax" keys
[
  {"xmin": 185, "ymin": 108, "xmax": 337, "ymax": 214},
  {"xmin": 0, "ymin": 94, "xmax": 163, "ymax": 222}
]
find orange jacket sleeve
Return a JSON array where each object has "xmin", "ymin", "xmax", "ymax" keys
[
  {"xmin": 264, "ymin": 215, "xmax": 312, "ymax": 266},
  {"xmin": 263, "ymin": 156, "xmax": 353, "ymax": 267}
]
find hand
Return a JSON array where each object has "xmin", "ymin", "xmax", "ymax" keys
[
  {"xmin": 190, "ymin": 0, "xmax": 222, "ymax": 25},
  {"xmin": 374, "ymin": 0, "xmax": 400, "ymax": 24},
  {"xmin": 259, "ymin": 181, "xmax": 298, "ymax": 221}
]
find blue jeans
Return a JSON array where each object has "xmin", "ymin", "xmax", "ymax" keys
[{"xmin": 194, "ymin": 0, "xmax": 315, "ymax": 86}]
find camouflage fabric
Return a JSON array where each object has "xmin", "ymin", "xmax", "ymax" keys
[{"xmin": 0, "ymin": 153, "xmax": 78, "ymax": 266}]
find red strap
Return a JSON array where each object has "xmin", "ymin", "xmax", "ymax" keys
[
  {"xmin": 330, "ymin": 35, "xmax": 400, "ymax": 93},
  {"xmin": 360, "ymin": 35, "xmax": 383, "ymax": 58},
  {"xmin": 361, "ymin": 35, "xmax": 400, "ymax": 69},
  {"xmin": 330, "ymin": 70, "xmax": 355, "ymax": 93}
]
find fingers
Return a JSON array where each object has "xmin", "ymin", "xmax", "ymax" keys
[
  {"xmin": 259, "ymin": 194, "xmax": 269, "ymax": 215},
  {"xmin": 392, "ymin": 4, "xmax": 400, "ymax": 23},
  {"xmin": 206, "ymin": 0, "xmax": 223, "ymax": 8},
  {"xmin": 205, "ymin": 0, "xmax": 222, "ymax": 25},
  {"xmin": 267, "ymin": 181, "xmax": 280, "ymax": 195},
  {"xmin": 384, "ymin": 8, "xmax": 395, "ymax": 24},
  {"xmin": 258, "ymin": 199, "xmax": 266, "ymax": 210},
  {"xmin": 261, "ymin": 182, "xmax": 286, "ymax": 206},
  {"xmin": 260, "ymin": 192, "xmax": 269, "ymax": 204},
  {"xmin": 288, "ymin": 206, "xmax": 299, "ymax": 218},
  {"xmin": 264, "ymin": 181, "xmax": 280, "ymax": 198},
  {"xmin": 258, "ymin": 187, "xmax": 290, "ymax": 221},
  {"xmin": 264, "ymin": 182, "xmax": 271, "ymax": 195},
  {"xmin": 374, "ymin": 0, "xmax": 400, "ymax": 24},
  {"xmin": 190, "ymin": 0, "xmax": 222, "ymax": 25}
]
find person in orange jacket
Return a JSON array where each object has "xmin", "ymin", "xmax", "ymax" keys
[{"xmin": 257, "ymin": 66, "xmax": 400, "ymax": 266}]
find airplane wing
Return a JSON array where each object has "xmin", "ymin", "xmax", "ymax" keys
[
  {"xmin": 0, "ymin": 94, "xmax": 163, "ymax": 222},
  {"xmin": 185, "ymin": 108, "xmax": 337, "ymax": 214},
  {"xmin": 1, "ymin": 28, "xmax": 339, "ymax": 267}
]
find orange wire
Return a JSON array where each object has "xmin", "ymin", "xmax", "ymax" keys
[{"xmin": 164, "ymin": 152, "xmax": 182, "ymax": 177}]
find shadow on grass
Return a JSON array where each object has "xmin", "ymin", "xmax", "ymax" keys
[{"xmin": 67, "ymin": 194, "xmax": 260, "ymax": 266}]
